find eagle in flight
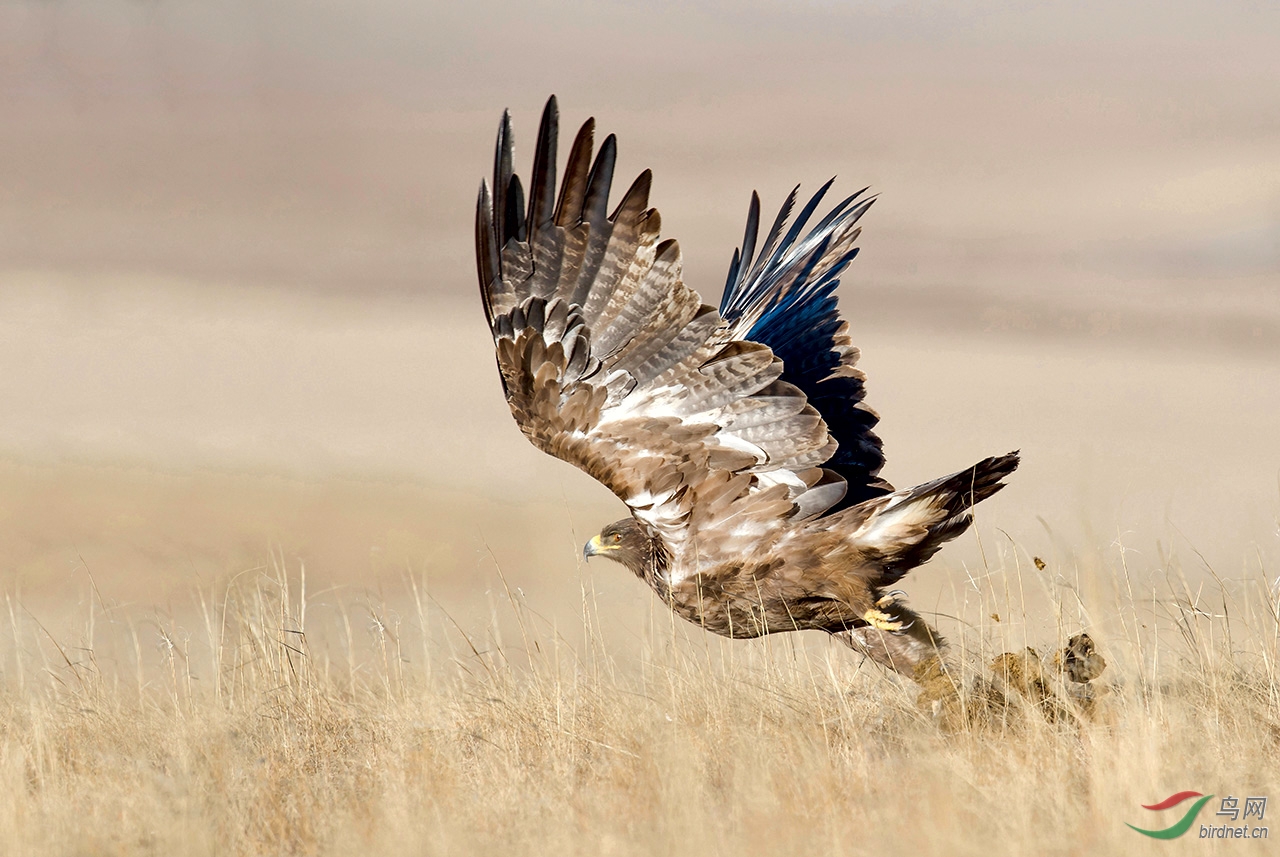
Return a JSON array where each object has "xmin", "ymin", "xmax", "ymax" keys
[{"xmin": 475, "ymin": 97, "xmax": 1017, "ymax": 681}]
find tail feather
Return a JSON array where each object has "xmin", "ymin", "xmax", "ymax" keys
[{"xmin": 842, "ymin": 451, "xmax": 1020, "ymax": 586}]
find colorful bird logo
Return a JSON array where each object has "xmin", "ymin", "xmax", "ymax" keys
[{"xmin": 1127, "ymin": 792, "xmax": 1215, "ymax": 839}]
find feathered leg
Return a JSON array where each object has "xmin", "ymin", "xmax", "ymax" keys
[
  {"xmin": 832, "ymin": 603, "xmax": 943, "ymax": 677},
  {"xmin": 832, "ymin": 606, "xmax": 965, "ymax": 722}
]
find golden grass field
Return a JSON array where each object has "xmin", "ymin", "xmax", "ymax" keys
[
  {"xmin": 1, "ymin": 300, "xmax": 1277, "ymax": 854},
  {"xmin": 0, "ymin": 494, "xmax": 1277, "ymax": 857},
  {"xmin": 0, "ymin": 257, "xmax": 1276, "ymax": 857}
]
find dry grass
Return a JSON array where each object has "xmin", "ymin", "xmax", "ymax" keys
[{"xmin": 1, "ymin": 536, "xmax": 1278, "ymax": 857}]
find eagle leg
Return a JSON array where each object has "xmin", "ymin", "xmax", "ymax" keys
[{"xmin": 834, "ymin": 605, "xmax": 946, "ymax": 681}]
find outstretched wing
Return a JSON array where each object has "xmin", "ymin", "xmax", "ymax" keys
[
  {"xmin": 476, "ymin": 97, "xmax": 841, "ymax": 579},
  {"xmin": 719, "ymin": 184, "xmax": 892, "ymax": 513}
]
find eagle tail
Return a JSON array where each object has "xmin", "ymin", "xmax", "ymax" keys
[{"xmin": 844, "ymin": 451, "xmax": 1020, "ymax": 586}]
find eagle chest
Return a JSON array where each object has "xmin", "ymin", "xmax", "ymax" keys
[{"xmin": 653, "ymin": 560, "xmax": 794, "ymax": 639}]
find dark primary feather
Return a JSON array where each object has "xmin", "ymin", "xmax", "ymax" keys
[{"xmin": 720, "ymin": 184, "xmax": 890, "ymax": 512}]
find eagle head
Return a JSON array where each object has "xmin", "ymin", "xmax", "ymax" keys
[{"xmin": 583, "ymin": 518, "xmax": 658, "ymax": 578}]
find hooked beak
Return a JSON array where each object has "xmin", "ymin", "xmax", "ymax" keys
[{"xmin": 583, "ymin": 534, "xmax": 602, "ymax": 560}]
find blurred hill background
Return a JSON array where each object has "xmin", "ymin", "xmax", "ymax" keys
[{"xmin": 0, "ymin": 1, "xmax": 1276, "ymax": 640}]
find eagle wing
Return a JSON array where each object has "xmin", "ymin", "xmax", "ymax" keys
[
  {"xmin": 719, "ymin": 184, "xmax": 893, "ymax": 513},
  {"xmin": 476, "ymin": 98, "xmax": 841, "ymax": 579}
]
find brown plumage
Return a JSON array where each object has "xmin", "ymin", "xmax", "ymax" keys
[{"xmin": 476, "ymin": 97, "xmax": 1019, "ymax": 681}]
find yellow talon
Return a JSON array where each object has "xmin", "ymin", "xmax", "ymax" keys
[{"xmin": 863, "ymin": 608, "xmax": 904, "ymax": 632}]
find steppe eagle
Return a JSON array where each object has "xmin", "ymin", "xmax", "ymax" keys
[{"xmin": 475, "ymin": 97, "xmax": 1017, "ymax": 680}]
